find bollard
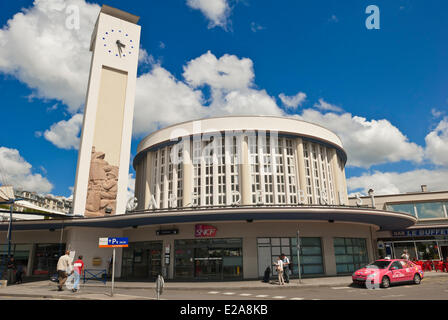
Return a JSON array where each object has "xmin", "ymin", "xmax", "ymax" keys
[{"xmin": 156, "ymin": 275, "xmax": 164, "ymax": 300}]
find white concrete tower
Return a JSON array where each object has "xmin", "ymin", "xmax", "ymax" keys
[{"xmin": 72, "ymin": 5, "xmax": 141, "ymax": 217}]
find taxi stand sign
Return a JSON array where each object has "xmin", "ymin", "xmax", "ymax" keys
[
  {"xmin": 98, "ymin": 237, "xmax": 128, "ymax": 297},
  {"xmin": 99, "ymin": 237, "xmax": 129, "ymax": 248}
]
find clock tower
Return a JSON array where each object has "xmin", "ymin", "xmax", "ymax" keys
[{"xmin": 72, "ymin": 5, "xmax": 141, "ymax": 217}]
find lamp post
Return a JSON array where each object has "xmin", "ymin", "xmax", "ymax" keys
[{"xmin": 297, "ymin": 229, "xmax": 302, "ymax": 284}]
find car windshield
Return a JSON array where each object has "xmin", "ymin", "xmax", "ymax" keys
[{"xmin": 364, "ymin": 261, "xmax": 391, "ymax": 269}]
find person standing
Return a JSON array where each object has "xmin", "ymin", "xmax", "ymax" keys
[
  {"xmin": 275, "ymin": 256, "xmax": 285, "ymax": 285},
  {"xmin": 281, "ymin": 253, "xmax": 290, "ymax": 284},
  {"xmin": 6, "ymin": 256, "xmax": 16, "ymax": 286},
  {"xmin": 401, "ymin": 249, "xmax": 410, "ymax": 260},
  {"xmin": 15, "ymin": 263, "xmax": 24, "ymax": 284},
  {"xmin": 56, "ymin": 250, "xmax": 72, "ymax": 291},
  {"xmin": 72, "ymin": 255, "xmax": 84, "ymax": 293}
]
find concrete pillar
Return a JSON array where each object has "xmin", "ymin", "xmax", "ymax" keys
[
  {"xmin": 369, "ymin": 226, "xmax": 378, "ymax": 261},
  {"xmin": 182, "ymin": 138, "xmax": 192, "ymax": 207},
  {"xmin": 240, "ymin": 136, "xmax": 252, "ymax": 205},
  {"xmin": 329, "ymin": 149, "xmax": 341, "ymax": 205},
  {"xmin": 65, "ymin": 227, "xmax": 124, "ymax": 277},
  {"xmin": 295, "ymin": 138, "xmax": 308, "ymax": 204},
  {"xmin": 144, "ymin": 152, "xmax": 153, "ymax": 210},
  {"xmin": 243, "ymin": 236, "xmax": 257, "ymax": 279},
  {"xmin": 340, "ymin": 161, "xmax": 349, "ymax": 205},
  {"xmin": 27, "ymin": 244, "xmax": 35, "ymax": 277},
  {"xmin": 163, "ymin": 238, "xmax": 175, "ymax": 279},
  {"xmin": 322, "ymin": 235, "xmax": 337, "ymax": 276}
]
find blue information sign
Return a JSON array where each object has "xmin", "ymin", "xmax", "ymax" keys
[{"xmin": 99, "ymin": 237, "xmax": 129, "ymax": 247}]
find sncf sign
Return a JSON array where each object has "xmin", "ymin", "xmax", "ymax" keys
[{"xmin": 195, "ymin": 224, "xmax": 217, "ymax": 238}]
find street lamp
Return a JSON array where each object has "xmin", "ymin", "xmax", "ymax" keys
[{"xmin": 297, "ymin": 228, "xmax": 302, "ymax": 284}]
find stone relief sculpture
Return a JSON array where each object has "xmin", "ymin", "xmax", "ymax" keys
[{"xmin": 85, "ymin": 147, "xmax": 119, "ymax": 217}]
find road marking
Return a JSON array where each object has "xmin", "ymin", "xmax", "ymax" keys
[
  {"xmin": 382, "ymin": 294, "xmax": 405, "ymax": 298},
  {"xmin": 239, "ymin": 293, "xmax": 252, "ymax": 296},
  {"xmin": 290, "ymin": 297, "xmax": 304, "ymax": 300},
  {"xmin": 256, "ymin": 295, "xmax": 269, "ymax": 298},
  {"xmin": 223, "ymin": 292, "xmax": 236, "ymax": 295},
  {"xmin": 272, "ymin": 296, "xmax": 286, "ymax": 299},
  {"xmin": 312, "ymin": 299, "xmax": 321, "ymax": 300},
  {"xmin": 208, "ymin": 291, "xmax": 220, "ymax": 294},
  {"xmin": 332, "ymin": 287, "xmax": 350, "ymax": 290}
]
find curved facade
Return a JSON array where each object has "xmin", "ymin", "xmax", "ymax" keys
[
  {"xmin": 133, "ymin": 116, "xmax": 349, "ymax": 211},
  {"xmin": 0, "ymin": 116, "xmax": 418, "ymax": 281}
]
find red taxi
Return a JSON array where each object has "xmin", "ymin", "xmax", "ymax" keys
[{"xmin": 352, "ymin": 259, "xmax": 424, "ymax": 288}]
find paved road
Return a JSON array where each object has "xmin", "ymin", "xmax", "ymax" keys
[
  {"xmin": 1, "ymin": 276, "xmax": 447, "ymax": 300},
  {"xmin": 157, "ymin": 276, "xmax": 448, "ymax": 300}
]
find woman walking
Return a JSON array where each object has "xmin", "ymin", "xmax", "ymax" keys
[{"xmin": 275, "ymin": 255, "xmax": 285, "ymax": 285}]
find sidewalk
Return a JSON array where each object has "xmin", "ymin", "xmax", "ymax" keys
[{"xmin": 1, "ymin": 271, "xmax": 447, "ymax": 300}]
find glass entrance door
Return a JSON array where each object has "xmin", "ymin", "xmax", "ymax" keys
[
  {"xmin": 121, "ymin": 241, "xmax": 162, "ymax": 280},
  {"xmin": 194, "ymin": 247, "xmax": 223, "ymax": 280}
]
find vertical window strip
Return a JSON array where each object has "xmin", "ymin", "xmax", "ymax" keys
[
  {"xmin": 326, "ymin": 149, "xmax": 335, "ymax": 204},
  {"xmin": 249, "ymin": 135, "xmax": 260, "ymax": 204},
  {"xmin": 217, "ymin": 137, "xmax": 226, "ymax": 205},
  {"xmin": 229, "ymin": 136, "xmax": 240, "ymax": 204},
  {"xmin": 303, "ymin": 142, "xmax": 313, "ymax": 204},
  {"xmin": 167, "ymin": 146, "xmax": 174, "ymax": 207},
  {"xmin": 177, "ymin": 143, "xmax": 183, "ymax": 208},
  {"xmin": 311, "ymin": 143, "xmax": 321, "ymax": 204},
  {"xmin": 261, "ymin": 135, "xmax": 274, "ymax": 204},
  {"xmin": 159, "ymin": 148, "xmax": 166, "ymax": 208},
  {"xmin": 274, "ymin": 138, "xmax": 286, "ymax": 204},
  {"xmin": 204, "ymin": 139, "xmax": 213, "ymax": 206},
  {"xmin": 286, "ymin": 139, "xmax": 298, "ymax": 204},
  {"xmin": 193, "ymin": 139, "xmax": 202, "ymax": 206},
  {"xmin": 318, "ymin": 145, "xmax": 329, "ymax": 204}
]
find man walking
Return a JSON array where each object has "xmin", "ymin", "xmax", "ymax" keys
[
  {"xmin": 56, "ymin": 250, "xmax": 72, "ymax": 291},
  {"xmin": 72, "ymin": 255, "xmax": 84, "ymax": 293},
  {"xmin": 281, "ymin": 253, "xmax": 290, "ymax": 284},
  {"xmin": 6, "ymin": 256, "xmax": 16, "ymax": 286}
]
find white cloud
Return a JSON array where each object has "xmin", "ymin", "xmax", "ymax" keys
[
  {"xmin": 43, "ymin": 113, "xmax": 83, "ymax": 150},
  {"xmin": 138, "ymin": 48, "xmax": 155, "ymax": 65},
  {"xmin": 250, "ymin": 22, "xmax": 265, "ymax": 33},
  {"xmin": 183, "ymin": 50, "xmax": 254, "ymax": 91},
  {"xmin": 0, "ymin": 0, "xmax": 99, "ymax": 113},
  {"xmin": 186, "ymin": 0, "xmax": 231, "ymax": 29},
  {"xmin": 329, "ymin": 15, "xmax": 339, "ymax": 23},
  {"xmin": 347, "ymin": 169, "xmax": 448, "ymax": 195},
  {"xmin": 431, "ymin": 108, "xmax": 444, "ymax": 118},
  {"xmin": 127, "ymin": 173, "xmax": 135, "ymax": 201},
  {"xmin": 425, "ymin": 117, "xmax": 448, "ymax": 166},
  {"xmin": 279, "ymin": 92, "xmax": 307, "ymax": 109},
  {"xmin": 313, "ymin": 98, "xmax": 343, "ymax": 113},
  {"xmin": 0, "ymin": 0, "xmax": 434, "ymax": 174},
  {"xmin": 133, "ymin": 52, "xmax": 283, "ymax": 137},
  {"xmin": 298, "ymin": 109, "xmax": 424, "ymax": 168},
  {"xmin": 0, "ymin": 147, "xmax": 53, "ymax": 193},
  {"xmin": 133, "ymin": 65, "xmax": 206, "ymax": 136}
]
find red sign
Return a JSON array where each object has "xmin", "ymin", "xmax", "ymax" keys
[{"xmin": 195, "ymin": 224, "xmax": 217, "ymax": 238}]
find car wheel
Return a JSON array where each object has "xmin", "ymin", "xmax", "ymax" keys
[
  {"xmin": 380, "ymin": 276, "xmax": 390, "ymax": 288},
  {"xmin": 413, "ymin": 273, "xmax": 421, "ymax": 285}
]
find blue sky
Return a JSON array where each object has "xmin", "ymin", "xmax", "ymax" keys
[{"xmin": 0, "ymin": 0, "xmax": 447, "ymax": 198}]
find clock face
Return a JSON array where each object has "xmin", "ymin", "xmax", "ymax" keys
[{"xmin": 100, "ymin": 28, "xmax": 136, "ymax": 58}]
